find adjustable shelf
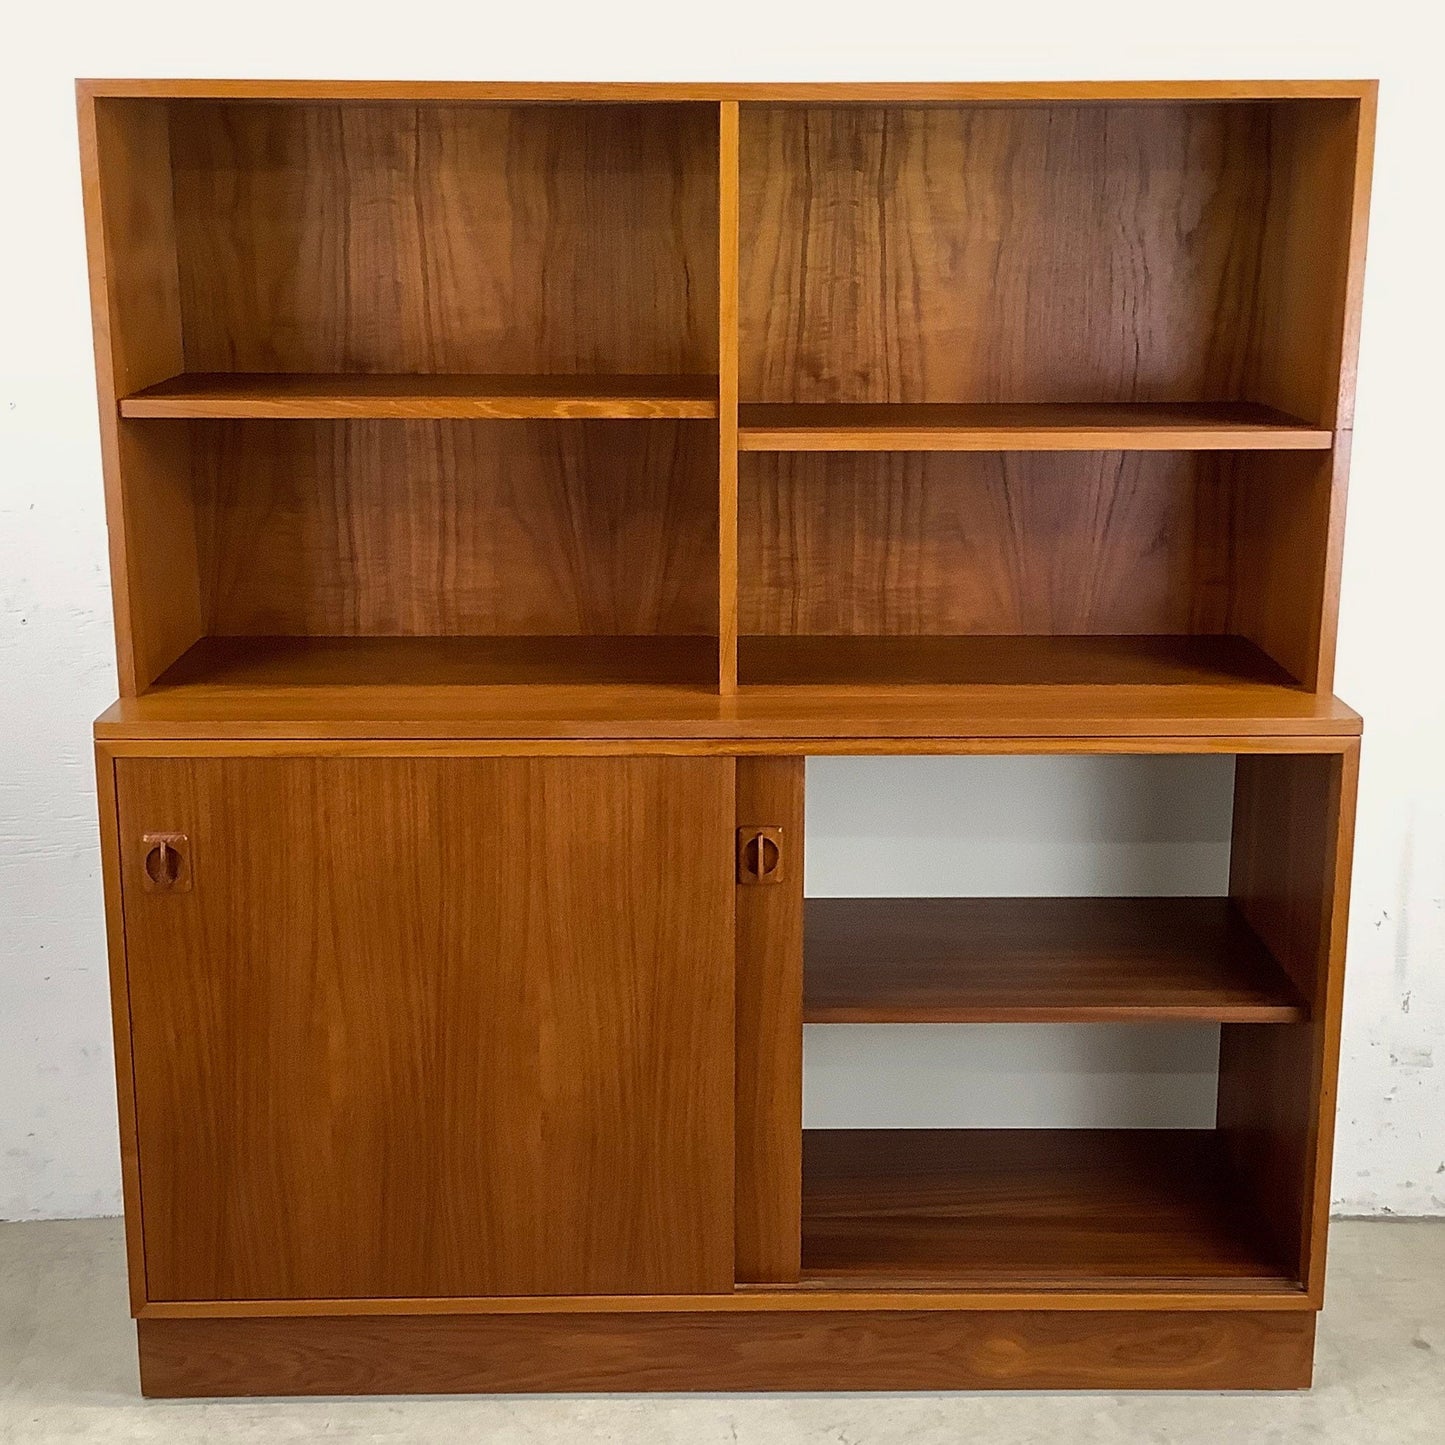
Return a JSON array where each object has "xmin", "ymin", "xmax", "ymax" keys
[
  {"xmin": 120, "ymin": 373, "xmax": 720, "ymax": 419},
  {"xmin": 804, "ymin": 897, "xmax": 1307, "ymax": 1024},
  {"xmin": 802, "ymin": 1129, "xmax": 1296, "ymax": 1292},
  {"xmin": 738, "ymin": 402, "xmax": 1330, "ymax": 452}
]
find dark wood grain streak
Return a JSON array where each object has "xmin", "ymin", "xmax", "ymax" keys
[
  {"xmin": 118, "ymin": 755, "xmax": 735, "ymax": 1300},
  {"xmin": 136, "ymin": 1309, "xmax": 1316, "ymax": 1395},
  {"xmin": 805, "ymin": 898, "xmax": 1307, "ymax": 1023}
]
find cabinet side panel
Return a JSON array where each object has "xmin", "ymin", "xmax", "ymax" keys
[
  {"xmin": 1249, "ymin": 98, "xmax": 1374, "ymax": 429},
  {"xmin": 735, "ymin": 758, "xmax": 804, "ymax": 1282},
  {"xmin": 93, "ymin": 746, "xmax": 148, "ymax": 1311},
  {"xmin": 117, "ymin": 755, "xmax": 736, "ymax": 1300},
  {"xmin": 1218, "ymin": 745, "xmax": 1357, "ymax": 1297},
  {"xmin": 1228, "ymin": 446, "xmax": 1348, "ymax": 691},
  {"xmin": 80, "ymin": 97, "xmax": 196, "ymax": 692}
]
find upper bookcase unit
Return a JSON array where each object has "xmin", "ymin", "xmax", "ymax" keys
[
  {"xmin": 736, "ymin": 98, "xmax": 1370, "ymax": 442},
  {"xmin": 88, "ymin": 97, "xmax": 721, "ymax": 413}
]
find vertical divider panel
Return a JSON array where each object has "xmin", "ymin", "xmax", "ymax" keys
[
  {"xmin": 1217, "ymin": 742, "xmax": 1359, "ymax": 1299},
  {"xmin": 735, "ymin": 756, "xmax": 804, "ymax": 1282},
  {"xmin": 717, "ymin": 101, "xmax": 741, "ymax": 693}
]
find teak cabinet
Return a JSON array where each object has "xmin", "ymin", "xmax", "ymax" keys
[{"xmin": 80, "ymin": 79, "xmax": 1373, "ymax": 1395}]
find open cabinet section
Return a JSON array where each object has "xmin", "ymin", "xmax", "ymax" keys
[
  {"xmin": 738, "ymin": 98, "xmax": 1369, "ymax": 430},
  {"xmin": 89, "ymin": 97, "xmax": 720, "ymax": 397},
  {"xmin": 801, "ymin": 1129, "xmax": 1297, "ymax": 1292},
  {"xmin": 739, "ymin": 446, "xmax": 1347, "ymax": 693},
  {"xmin": 116, "ymin": 417, "xmax": 721, "ymax": 694},
  {"xmin": 804, "ymin": 897, "xmax": 1307, "ymax": 1024}
]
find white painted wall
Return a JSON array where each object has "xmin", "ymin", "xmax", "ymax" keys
[{"xmin": 2, "ymin": 0, "xmax": 1443, "ymax": 1219}]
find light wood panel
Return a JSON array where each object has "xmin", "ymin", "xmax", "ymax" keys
[
  {"xmin": 740, "ymin": 451, "xmax": 1236, "ymax": 638},
  {"xmin": 734, "ymin": 758, "xmax": 804, "ymax": 1283},
  {"xmin": 94, "ymin": 661, "xmax": 1363, "ymax": 742},
  {"xmin": 134, "ymin": 1309, "xmax": 1316, "ymax": 1395},
  {"xmin": 118, "ymin": 754, "xmax": 735, "ymax": 1300},
  {"xmin": 718, "ymin": 101, "xmax": 741, "ymax": 691},
  {"xmin": 738, "ymin": 402, "xmax": 1329, "ymax": 451},
  {"xmin": 804, "ymin": 898, "xmax": 1306, "ymax": 1023},
  {"xmin": 1218, "ymin": 745, "xmax": 1358, "ymax": 1301},
  {"xmin": 82, "ymin": 79, "xmax": 1376, "ymax": 101},
  {"xmin": 121, "ymin": 373, "xmax": 719, "ymax": 418},
  {"xmin": 187, "ymin": 419, "xmax": 717, "ymax": 638},
  {"xmin": 168, "ymin": 102, "xmax": 718, "ymax": 375},
  {"xmin": 803, "ymin": 1130, "xmax": 1291, "ymax": 1289}
]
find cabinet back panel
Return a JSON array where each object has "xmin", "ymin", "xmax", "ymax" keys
[
  {"xmin": 168, "ymin": 103, "xmax": 719, "ymax": 374},
  {"xmin": 740, "ymin": 450, "xmax": 1232, "ymax": 637},
  {"xmin": 739, "ymin": 103, "xmax": 1353, "ymax": 411},
  {"xmin": 191, "ymin": 420, "xmax": 718, "ymax": 636}
]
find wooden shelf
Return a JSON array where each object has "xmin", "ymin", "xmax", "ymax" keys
[
  {"xmin": 152, "ymin": 636, "xmax": 721, "ymax": 692},
  {"xmin": 802, "ymin": 1129, "xmax": 1295, "ymax": 1290},
  {"xmin": 738, "ymin": 402, "xmax": 1330, "ymax": 451},
  {"xmin": 740, "ymin": 634, "xmax": 1300, "ymax": 689},
  {"xmin": 98, "ymin": 634, "xmax": 1361, "ymax": 740},
  {"xmin": 804, "ymin": 897, "xmax": 1306, "ymax": 1023},
  {"xmin": 119, "ymin": 373, "xmax": 720, "ymax": 420}
]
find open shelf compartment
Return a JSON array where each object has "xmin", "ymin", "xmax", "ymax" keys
[
  {"xmin": 804, "ymin": 897, "xmax": 1307, "ymax": 1024},
  {"xmin": 801, "ymin": 1128, "xmax": 1297, "ymax": 1292}
]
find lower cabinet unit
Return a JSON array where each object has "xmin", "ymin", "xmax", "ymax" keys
[{"xmin": 95, "ymin": 740, "xmax": 1357, "ymax": 1396}]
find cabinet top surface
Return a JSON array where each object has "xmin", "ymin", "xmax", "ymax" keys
[{"xmin": 77, "ymin": 78, "xmax": 1377, "ymax": 103}]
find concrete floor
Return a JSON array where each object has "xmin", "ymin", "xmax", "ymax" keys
[{"xmin": 1, "ymin": 1219, "xmax": 1441, "ymax": 1443}]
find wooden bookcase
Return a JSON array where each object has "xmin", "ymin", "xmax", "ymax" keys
[{"xmin": 79, "ymin": 79, "xmax": 1373, "ymax": 1395}]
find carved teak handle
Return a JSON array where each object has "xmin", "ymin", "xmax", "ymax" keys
[{"xmin": 737, "ymin": 826, "xmax": 784, "ymax": 885}]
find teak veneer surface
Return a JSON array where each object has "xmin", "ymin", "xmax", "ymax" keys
[
  {"xmin": 804, "ymin": 897, "xmax": 1306, "ymax": 1023},
  {"xmin": 134, "ymin": 1309, "xmax": 1317, "ymax": 1395},
  {"xmin": 802, "ymin": 1129, "xmax": 1291, "ymax": 1289},
  {"xmin": 738, "ymin": 402, "xmax": 1330, "ymax": 451},
  {"xmin": 167, "ymin": 102, "xmax": 718, "ymax": 377},
  {"xmin": 121, "ymin": 373, "xmax": 720, "ymax": 419},
  {"xmin": 118, "ymin": 754, "xmax": 736, "ymax": 1300}
]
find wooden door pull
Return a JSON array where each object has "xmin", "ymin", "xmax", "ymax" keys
[{"xmin": 737, "ymin": 826, "xmax": 784, "ymax": 884}]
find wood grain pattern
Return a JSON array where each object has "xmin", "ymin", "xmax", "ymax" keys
[
  {"xmin": 134, "ymin": 1309, "xmax": 1316, "ymax": 1395},
  {"xmin": 121, "ymin": 373, "xmax": 719, "ymax": 419},
  {"xmin": 740, "ymin": 451, "xmax": 1240, "ymax": 638},
  {"xmin": 186, "ymin": 419, "xmax": 717, "ymax": 638},
  {"xmin": 804, "ymin": 897, "xmax": 1306, "ymax": 1023},
  {"xmin": 734, "ymin": 758, "xmax": 804, "ymax": 1283},
  {"xmin": 739, "ymin": 102, "xmax": 1364, "ymax": 429},
  {"xmin": 168, "ymin": 102, "xmax": 718, "ymax": 376},
  {"xmin": 117, "ymin": 754, "xmax": 735, "ymax": 1300},
  {"xmin": 1218, "ymin": 745, "xmax": 1358, "ymax": 1302},
  {"xmin": 802, "ymin": 1130, "xmax": 1291, "ymax": 1289},
  {"xmin": 740, "ymin": 104, "xmax": 1273, "ymax": 405},
  {"xmin": 738, "ymin": 402, "xmax": 1329, "ymax": 451}
]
